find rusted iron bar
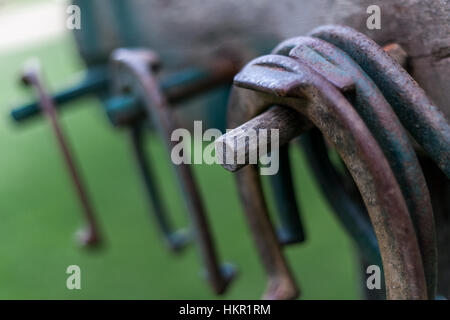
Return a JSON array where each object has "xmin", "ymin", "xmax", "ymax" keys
[
  {"xmin": 216, "ymin": 106, "xmax": 310, "ymax": 172},
  {"xmin": 297, "ymin": 41, "xmax": 413, "ymax": 299},
  {"xmin": 295, "ymin": 41, "xmax": 409, "ymax": 276},
  {"xmin": 11, "ymin": 67, "xmax": 108, "ymax": 123},
  {"xmin": 216, "ymin": 106, "xmax": 309, "ymax": 247},
  {"xmin": 21, "ymin": 62, "xmax": 101, "ymax": 247},
  {"xmin": 310, "ymin": 25, "xmax": 450, "ymax": 179},
  {"xmin": 217, "ymin": 54, "xmax": 427, "ymax": 299},
  {"xmin": 110, "ymin": 48, "xmax": 234, "ymax": 294},
  {"xmin": 383, "ymin": 43, "xmax": 408, "ymax": 68}
]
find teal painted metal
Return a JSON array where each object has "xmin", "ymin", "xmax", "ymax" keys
[
  {"xmin": 269, "ymin": 145, "xmax": 306, "ymax": 245},
  {"xmin": 11, "ymin": 67, "xmax": 227, "ymax": 124}
]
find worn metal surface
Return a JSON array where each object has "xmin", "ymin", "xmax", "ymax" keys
[
  {"xmin": 21, "ymin": 64, "xmax": 101, "ymax": 247},
  {"xmin": 237, "ymin": 164, "xmax": 300, "ymax": 300},
  {"xmin": 110, "ymin": 48, "xmax": 235, "ymax": 294},
  {"xmin": 216, "ymin": 105, "xmax": 308, "ymax": 247},
  {"xmin": 105, "ymin": 60, "xmax": 238, "ymax": 127},
  {"xmin": 219, "ymin": 54, "xmax": 427, "ymax": 299},
  {"xmin": 310, "ymin": 25, "xmax": 450, "ymax": 178},
  {"xmin": 274, "ymin": 36, "xmax": 437, "ymax": 298}
]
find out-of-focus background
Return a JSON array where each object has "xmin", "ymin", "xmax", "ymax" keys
[{"xmin": 0, "ymin": 0, "xmax": 360, "ymax": 299}]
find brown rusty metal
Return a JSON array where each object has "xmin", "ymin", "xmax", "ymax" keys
[
  {"xmin": 273, "ymin": 36, "xmax": 437, "ymax": 299},
  {"xmin": 217, "ymin": 104, "xmax": 308, "ymax": 249},
  {"xmin": 310, "ymin": 25, "xmax": 450, "ymax": 179},
  {"xmin": 217, "ymin": 54, "xmax": 427, "ymax": 299},
  {"xmin": 21, "ymin": 62, "xmax": 101, "ymax": 247},
  {"xmin": 269, "ymin": 144, "xmax": 306, "ymax": 246},
  {"xmin": 110, "ymin": 48, "xmax": 234, "ymax": 294}
]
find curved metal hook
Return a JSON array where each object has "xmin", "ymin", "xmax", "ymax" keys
[
  {"xmin": 300, "ymin": 129, "xmax": 381, "ymax": 264},
  {"xmin": 21, "ymin": 62, "xmax": 101, "ymax": 248},
  {"xmin": 217, "ymin": 54, "xmax": 427, "ymax": 299},
  {"xmin": 309, "ymin": 25, "xmax": 450, "ymax": 178},
  {"xmin": 274, "ymin": 36, "xmax": 437, "ymax": 299},
  {"xmin": 269, "ymin": 145, "xmax": 306, "ymax": 245},
  {"xmin": 110, "ymin": 48, "xmax": 235, "ymax": 294}
]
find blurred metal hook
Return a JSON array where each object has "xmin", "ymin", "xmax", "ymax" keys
[
  {"xmin": 21, "ymin": 61, "xmax": 101, "ymax": 248},
  {"xmin": 110, "ymin": 48, "xmax": 235, "ymax": 294}
]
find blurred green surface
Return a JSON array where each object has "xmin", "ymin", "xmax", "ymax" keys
[{"xmin": 0, "ymin": 34, "xmax": 361, "ymax": 299}]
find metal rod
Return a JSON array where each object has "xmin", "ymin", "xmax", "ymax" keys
[{"xmin": 21, "ymin": 62, "xmax": 101, "ymax": 247}]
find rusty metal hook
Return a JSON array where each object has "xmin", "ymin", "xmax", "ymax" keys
[
  {"xmin": 274, "ymin": 35, "xmax": 437, "ymax": 299},
  {"xmin": 309, "ymin": 25, "xmax": 450, "ymax": 178},
  {"xmin": 216, "ymin": 54, "xmax": 427, "ymax": 299},
  {"xmin": 21, "ymin": 61, "xmax": 101, "ymax": 248},
  {"xmin": 110, "ymin": 48, "xmax": 235, "ymax": 294},
  {"xmin": 295, "ymin": 41, "xmax": 412, "ymax": 294}
]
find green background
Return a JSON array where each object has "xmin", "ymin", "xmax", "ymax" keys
[{"xmin": 0, "ymin": 8, "xmax": 361, "ymax": 299}]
